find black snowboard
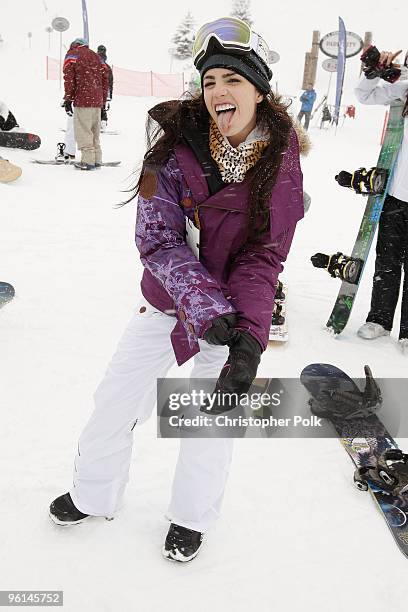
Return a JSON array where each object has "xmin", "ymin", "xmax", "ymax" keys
[{"xmin": 0, "ymin": 131, "xmax": 41, "ymax": 151}]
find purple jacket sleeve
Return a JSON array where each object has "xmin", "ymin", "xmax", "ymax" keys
[{"xmin": 135, "ymin": 154, "xmax": 235, "ymax": 339}]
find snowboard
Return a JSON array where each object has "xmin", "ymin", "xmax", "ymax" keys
[
  {"xmin": 269, "ymin": 282, "xmax": 288, "ymax": 342},
  {"xmin": 60, "ymin": 128, "xmax": 120, "ymax": 135},
  {"xmin": 0, "ymin": 131, "xmax": 41, "ymax": 151},
  {"xmin": 0, "ymin": 282, "xmax": 15, "ymax": 308},
  {"xmin": 31, "ymin": 159, "xmax": 121, "ymax": 167},
  {"xmin": 300, "ymin": 363, "xmax": 408, "ymax": 559},
  {"xmin": 326, "ymin": 101, "xmax": 404, "ymax": 334}
]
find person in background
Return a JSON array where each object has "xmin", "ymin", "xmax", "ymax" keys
[
  {"xmin": 63, "ymin": 38, "xmax": 108, "ymax": 170},
  {"xmin": 56, "ymin": 41, "xmax": 79, "ymax": 162},
  {"xmin": 345, "ymin": 104, "xmax": 356, "ymax": 119},
  {"xmin": 97, "ymin": 45, "xmax": 113, "ymax": 132},
  {"xmin": 297, "ymin": 85, "xmax": 317, "ymax": 130}
]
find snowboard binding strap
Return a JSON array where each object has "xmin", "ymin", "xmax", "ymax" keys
[
  {"xmin": 271, "ymin": 302, "xmax": 285, "ymax": 326},
  {"xmin": 309, "ymin": 365, "xmax": 382, "ymax": 421},
  {"xmin": 335, "ymin": 167, "xmax": 388, "ymax": 196},
  {"xmin": 311, "ymin": 252, "xmax": 364, "ymax": 285},
  {"xmin": 354, "ymin": 449, "xmax": 408, "ymax": 495}
]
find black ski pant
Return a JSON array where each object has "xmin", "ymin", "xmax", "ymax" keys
[
  {"xmin": 366, "ymin": 194, "xmax": 408, "ymax": 339},
  {"xmin": 297, "ymin": 110, "xmax": 311, "ymax": 130}
]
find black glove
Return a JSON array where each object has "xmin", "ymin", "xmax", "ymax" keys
[
  {"xmin": 64, "ymin": 100, "xmax": 73, "ymax": 116},
  {"xmin": 361, "ymin": 45, "xmax": 401, "ymax": 83},
  {"xmin": 201, "ymin": 331, "xmax": 262, "ymax": 414},
  {"xmin": 203, "ymin": 314, "xmax": 238, "ymax": 346},
  {"xmin": 101, "ymin": 108, "xmax": 108, "ymax": 122}
]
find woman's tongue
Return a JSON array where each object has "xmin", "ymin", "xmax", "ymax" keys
[{"xmin": 217, "ymin": 109, "xmax": 235, "ymax": 132}]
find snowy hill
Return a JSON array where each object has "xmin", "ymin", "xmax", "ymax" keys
[{"xmin": 1, "ymin": 5, "xmax": 408, "ymax": 612}]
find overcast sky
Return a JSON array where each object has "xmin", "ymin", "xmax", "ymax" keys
[{"xmin": 2, "ymin": 0, "xmax": 406, "ymax": 94}]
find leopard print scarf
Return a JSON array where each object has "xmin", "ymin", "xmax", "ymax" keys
[{"xmin": 209, "ymin": 119, "xmax": 269, "ymax": 183}]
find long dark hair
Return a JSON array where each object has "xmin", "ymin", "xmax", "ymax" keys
[{"xmin": 130, "ymin": 91, "xmax": 293, "ymax": 236}]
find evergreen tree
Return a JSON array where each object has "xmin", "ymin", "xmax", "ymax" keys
[
  {"xmin": 172, "ymin": 12, "xmax": 195, "ymax": 60},
  {"xmin": 231, "ymin": 0, "xmax": 253, "ymax": 26}
]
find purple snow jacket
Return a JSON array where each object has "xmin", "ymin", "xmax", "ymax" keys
[{"xmin": 135, "ymin": 112, "xmax": 304, "ymax": 366}]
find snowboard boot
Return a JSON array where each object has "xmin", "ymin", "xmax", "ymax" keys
[
  {"xmin": 398, "ymin": 339, "xmax": 408, "ymax": 354},
  {"xmin": 49, "ymin": 492, "xmax": 114, "ymax": 525},
  {"xmin": 162, "ymin": 523, "xmax": 203, "ymax": 562},
  {"xmin": 74, "ymin": 162, "xmax": 96, "ymax": 171},
  {"xmin": 49, "ymin": 493, "xmax": 91, "ymax": 525},
  {"xmin": 0, "ymin": 158, "xmax": 22, "ymax": 183},
  {"xmin": 357, "ymin": 322, "xmax": 390, "ymax": 340}
]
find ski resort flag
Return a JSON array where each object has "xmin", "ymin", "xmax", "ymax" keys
[
  {"xmin": 81, "ymin": 0, "xmax": 89, "ymax": 45},
  {"xmin": 334, "ymin": 17, "xmax": 346, "ymax": 125}
]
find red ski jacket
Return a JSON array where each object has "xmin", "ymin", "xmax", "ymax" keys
[{"xmin": 63, "ymin": 45, "xmax": 108, "ymax": 108}]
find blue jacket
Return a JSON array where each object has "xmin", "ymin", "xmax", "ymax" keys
[{"xmin": 300, "ymin": 89, "xmax": 316, "ymax": 112}]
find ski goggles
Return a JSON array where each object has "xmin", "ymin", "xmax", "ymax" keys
[{"xmin": 192, "ymin": 17, "xmax": 270, "ymax": 70}]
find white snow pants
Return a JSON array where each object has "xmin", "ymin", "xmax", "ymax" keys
[
  {"xmin": 69, "ymin": 300, "xmax": 233, "ymax": 533},
  {"xmin": 64, "ymin": 115, "xmax": 76, "ymax": 157}
]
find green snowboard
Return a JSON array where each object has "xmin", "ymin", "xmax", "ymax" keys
[{"xmin": 327, "ymin": 101, "xmax": 404, "ymax": 334}]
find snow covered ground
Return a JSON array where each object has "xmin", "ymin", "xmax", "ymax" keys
[{"xmin": 1, "ymin": 39, "xmax": 408, "ymax": 612}]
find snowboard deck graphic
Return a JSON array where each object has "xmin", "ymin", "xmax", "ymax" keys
[
  {"xmin": 31, "ymin": 159, "xmax": 121, "ymax": 167},
  {"xmin": 0, "ymin": 131, "xmax": 41, "ymax": 151},
  {"xmin": 326, "ymin": 101, "xmax": 405, "ymax": 335},
  {"xmin": 269, "ymin": 283, "xmax": 288, "ymax": 343},
  {"xmin": 0, "ymin": 282, "xmax": 15, "ymax": 308},
  {"xmin": 300, "ymin": 363, "xmax": 408, "ymax": 558}
]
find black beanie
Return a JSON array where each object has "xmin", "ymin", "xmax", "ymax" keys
[{"xmin": 199, "ymin": 51, "xmax": 272, "ymax": 95}]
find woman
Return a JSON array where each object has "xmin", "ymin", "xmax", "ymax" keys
[
  {"xmin": 49, "ymin": 17, "xmax": 305, "ymax": 562},
  {"xmin": 355, "ymin": 49, "xmax": 408, "ymax": 352}
]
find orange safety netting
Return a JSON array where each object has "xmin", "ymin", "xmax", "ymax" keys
[{"xmin": 46, "ymin": 57, "xmax": 185, "ymax": 98}]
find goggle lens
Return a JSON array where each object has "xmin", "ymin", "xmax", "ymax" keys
[{"xmin": 193, "ymin": 17, "xmax": 251, "ymax": 64}]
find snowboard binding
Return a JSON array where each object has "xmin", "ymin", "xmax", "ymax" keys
[
  {"xmin": 311, "ymin": 252, "xmax": 364, "ymax": 285},
  {"xmin": 275, "ymin": 280, "xmax": 286, "ymax": 301},
  {"xmin": 55, "ymin": 142, "xmax": 67, "ymax": 161},
  {"xmin": 271, "ymin": 302, "xmax": 285, "ymax": 326},
  {"xmin": 309, "ymin": 365, "xmax": 382, "ymax": 421},
  {"xmin": 335, "ymin": 167, "xmax": 388, "ymax": 196},
  {"xmin": 361, "ymin": 45, "xmax": 401, "ymax": 83},
  {"xmin": 354, "ymin": 449, "xmax": 408, "ymax": 496},
  {"xmin": 271, "ymin": 281, "xmax": 286, "ymax": 326}
]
